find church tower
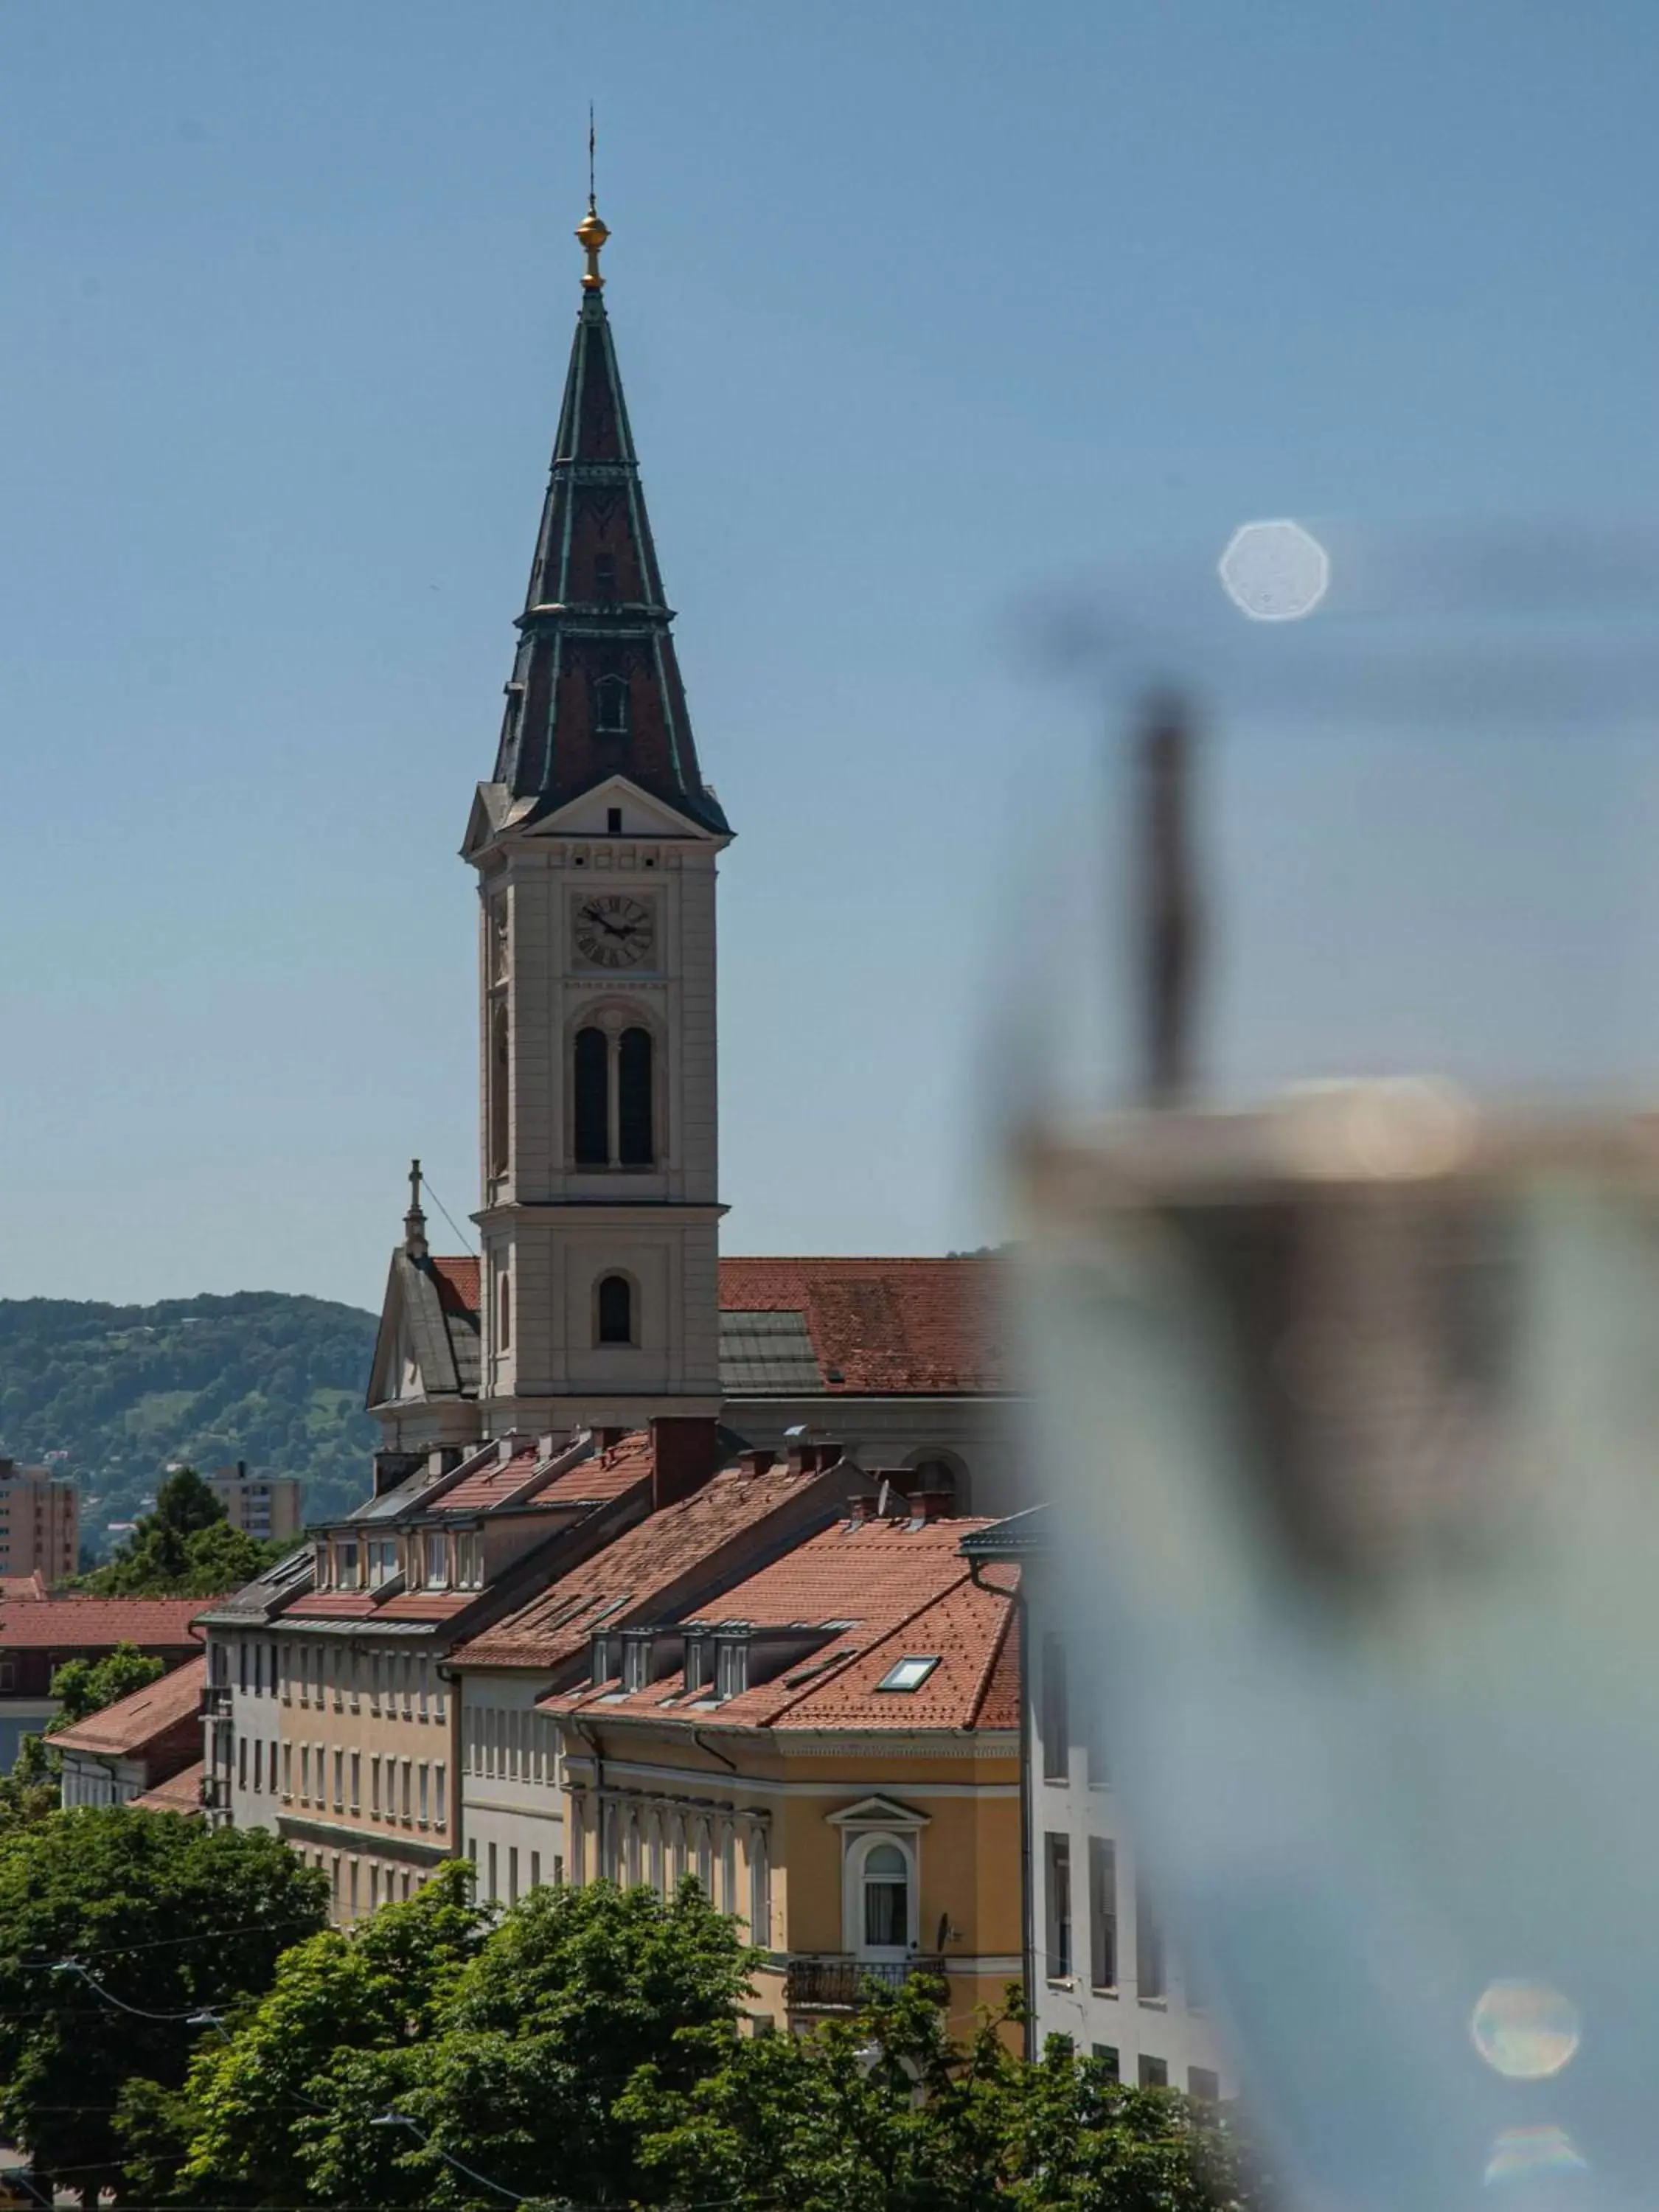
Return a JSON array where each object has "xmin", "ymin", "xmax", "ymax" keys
[{"xmin": 461, "ymin": 197, "xmax": 731, "ymax": 1439}]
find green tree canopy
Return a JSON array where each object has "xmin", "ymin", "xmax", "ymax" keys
[
  {"xmin": 46, "ymin": 1640, "xmax": 166, "ymax": 1731},
  {"xmin": 0, "ymin": 1806, "xmax": 329, "ymax": 2199},
  {"xmin": 80, "ymin": 1469, "xmax": 291, "ymax": 1596},
  {"xmin": 126, "ymin": 1874, "xmax": 1262, "ymax": 2212},
  {"xmin": 625, "ymin": 1977, "xmax": 1263, "ymax": 2212}
]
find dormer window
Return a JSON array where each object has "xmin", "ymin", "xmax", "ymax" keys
[
  {"xmin": 335, "ymin": 1539, "xmax": 361, "ymax": 1590},
  {"xmin": 366, "ymin": 1539, "xmax": 397, "ymax": 1590},
  {"xmin": 715, "ymin": 1638, "xmax": 749, "ymax": 1702},
  {"xmin": 683, "ymin": 1635, "xmax": 713, "ymax": 1697},
  {"xmin": 593, "ymin": 673, "xmax": 629, "ymax": 738},
  {"xmin": 425, "ymin": 1531, "xmax": 449, "ymax": 1588},
  {"xmin": 314, "ymin": 1541, "xmax": 332, "ymax": 1591}
]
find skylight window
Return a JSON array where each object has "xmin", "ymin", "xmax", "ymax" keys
[{"xmin": 877, "ymin": 1655, "xmax": 940, "ymax": 1692}]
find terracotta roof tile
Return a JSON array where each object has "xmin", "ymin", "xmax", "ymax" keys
[
  {"xmin": 0, "ymin": 1597, "xmax": 210, "ymax": 1651},
  {"xmin": 50, "ymin": 1655, "xmax": 205, "ymax": 1756},
  {"xmin": 435, "ymin": 1431, "xmax": 650, "ymax": 1516},
  {"xmin": 431, "ymin": 1256, "xmax": 480, "ymax": 1315},
  {"xmin": 457, "ymin": 1454, "xmax": 844, "ymax": 1671},
  {"xmin": 718, "ymin": 1256, "xmax": 1008, "ymax": 1395},
  {"xmin": 544, "ymin": 1515, "xmax": 1019, "ymax": 1736},
  {"xmin": 415, "ymin": 1255, "xmax": 1011, "ymax": 1399},
  {"xmin": 130, "ymin": 1759, "xmax": 204, "ymax": 1815},
  {"xmin": 0, "ymin": 1573, "xmax": 47, "ymax": 1602}
]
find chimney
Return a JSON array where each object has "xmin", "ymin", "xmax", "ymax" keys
[
  {"xmin": 372, "ymin": 1450, "xmax": 424, "ymax": 1498},
  {"xmin": 737, "ymin": 1447, "xmax": 777, "ymax": 1478},
  {"xmin": 784, "ymin": 1430, "xmax": 845, "ymax": 1477},
  {"xmin": 650, "ymin": 1417, "xmax": 721, "ymax": 1512},
  {"xmin": 597, "ymin": 1426, "xmax": 629, "ymax": 1451}
]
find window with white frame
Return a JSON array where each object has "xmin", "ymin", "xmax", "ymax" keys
[{"xmin": 859, "ymin": 1840, "xmax": 911, "ymax": 1955}]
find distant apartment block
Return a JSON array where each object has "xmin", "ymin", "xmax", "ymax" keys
[
  {"xmin": 209, "ymin": 1464, "xmax": 303, "ymax": 1544},
  {"xmin": 0, "ymin": 1461, "xmax": 78, "ymax": 1586}
]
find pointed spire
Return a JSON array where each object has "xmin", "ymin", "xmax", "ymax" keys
[
  {"xmin": 403, "ymin": 1158, "xmax": 430, "ymax": 1260},
  {"xmin": 487, "ymin": 186, "xmax": 729, "ymax": 835}
]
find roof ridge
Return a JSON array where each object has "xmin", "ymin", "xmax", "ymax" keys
[{"xmin": 961, "ymin": 1576, "xmax": 1018, "ymax": 1731}]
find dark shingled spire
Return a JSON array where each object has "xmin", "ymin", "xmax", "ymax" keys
[{"xmin": 490, "ymin": 201, "xmax": 728, "ymax": 835}]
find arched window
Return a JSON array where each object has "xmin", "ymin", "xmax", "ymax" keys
[
  {"xmin": 488, "ymin": 1003, "xmax": 510, "ymax": 1178},
  {"xmin": 618, "ymin": 1026, "xmax": 653, "ymax": 1166},
  {"xmin": 594, "ymin": 673, "xmax": 630, "ymax": 737},
  {"xmin": 571, "ymin": 1021, "xmax": 657, "ymax": 1169},
  {"xmin": 574, "ymin": 1026, "xmax": 609, "ymax": 1166},
  {"xmin": 861, "ymin": 1841, "xmax": 911, "ymax": 1952},
  {"xmin": 597, "ymin": 1273, "xmax": 634, "ymax": 1346}
]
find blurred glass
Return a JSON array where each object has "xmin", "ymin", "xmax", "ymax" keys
[{"xmin": 1012, "ymin": 521, "xmax": 1659, "ymax": 2212}]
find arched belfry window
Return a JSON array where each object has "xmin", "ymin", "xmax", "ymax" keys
[
  {"xmin": 488, "ymin": 1003, "xmax": 511, "ymax": 1179},
  {"xmin": 574, "ymin": 1027, "xmax": 609, "ymax": 1167},
  {"xmin": 597, "ymin": 1273, "xmax": 635, "ymax": 1346},
  {"xmin": 571, "ymin": 1020, "xmax": 656, "ymax": 1170},
  {"xmin": 594, "ymin": 673, "xmax": 629, "ymax": 738},
  {"xmin": 618, "ymin": 1028, "xmax": 653, "ymax": 1167}
]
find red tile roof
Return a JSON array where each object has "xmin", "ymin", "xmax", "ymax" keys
[
  {"xmin": 456, "ymin": 1453, "xmax": 846, "ymax": 1671},
  {"xmin": 719, "ymin": 1257, "xmax": 1008, "ymax": 1394},
  {"xmin": 408, "ymin": 1257, "xmax": 1010, "ymax": 1398},
  {"xmin": 543, "ymin": 1515, "xmax": 1020, "ymax": 1736},
  {"xmin": 50, "ymin": 1655, "xmax": 205, "ymax": 1756},
  {"xmin": 130, "ymin": 1759, "xmax": 204, "ymax": 1815},
  {"xmin": 0, "ymin": 1573, "xmax": 46, "ymax": 1602},
  {"xmin": 0, "ymin": 1597, "xmax": 209, "ymax": 1651},
  {"xmin": 431, "ymin": 1256, "xmax": 480, "ymax": 1315}
]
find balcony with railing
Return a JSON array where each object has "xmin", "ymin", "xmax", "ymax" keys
[
  {"xmin": 783, "ymin": 1955, "xmax": 948, "ymax": 2012},
  {"xmin": 204, "ymin": 1683, "xmax": 234, "ymax": 1717}
]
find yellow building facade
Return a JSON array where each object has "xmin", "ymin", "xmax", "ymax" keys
[{"xmin": 548, "ymin": 1513, "xmax": 1023, "ymax": 2038}]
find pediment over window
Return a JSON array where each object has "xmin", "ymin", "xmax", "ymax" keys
[{"xmin": 826, "ymin": 1795, "xmax": 931, "ymax": 1831}]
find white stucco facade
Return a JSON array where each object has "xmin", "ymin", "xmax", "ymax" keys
[
  {"xmin": 456, "ymin": 1667, "xmax": 564, "ymax": 1904},
  {"xmin": 1027, "ymin": 1588, "xmax": 1237, "ymax": 2097}
]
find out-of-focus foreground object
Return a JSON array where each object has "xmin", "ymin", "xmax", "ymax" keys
[{"xmin": 1012, "ymin": 519, "xmax": 1659, "ymax": 2212}]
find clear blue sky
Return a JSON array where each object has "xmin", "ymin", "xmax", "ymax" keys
[{"xmin": 3, "ymin": 1, "xmax": 1658, "ymax": 1312}]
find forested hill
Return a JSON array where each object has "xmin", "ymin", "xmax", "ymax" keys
[{"xmin": 0, "ymin": 1292, "xmax": 381, "ymax": 1543}]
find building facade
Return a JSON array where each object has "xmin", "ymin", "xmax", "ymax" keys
[
  {"xmin": 0, "ymin": 1461, "xmax": 78, "ymax": 1586},
  {"xmin": 55, "ymin": 1654, "xmax": 205, "ymax": 1810},
  {"xmin": 546, "ymin": 1508, "xmax": 1023, "ymax": 2041},
  {"xmin": 209, "ymin": 1464, "xmax": 303, "ymax": 1543},
  {"xmin": 198, "ymin": 1421, "xmax": 731, "ymax": 1919},
  {"xmin": 453, "ymin": 1434, "xmax": 853, "ymax": 1899},
  {"xmin": 961, "ymin": 1512, "xmax": 1236, "ymax": 2096},
  {"xmin": 0, "ymin": 1596, "xmax": 205, "ymax": 1770}
]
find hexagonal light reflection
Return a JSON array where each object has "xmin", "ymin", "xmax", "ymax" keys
[{"xmin": 1219, "ymin": 518, "xmax": 1331, "ymax": 621}]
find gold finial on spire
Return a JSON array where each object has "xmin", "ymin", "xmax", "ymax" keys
[{"xmin": 577, "ymin": 104, "xmax": 608, "ymax": 288}]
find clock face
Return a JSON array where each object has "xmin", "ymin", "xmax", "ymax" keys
[{"xmin": 574, "ymin": 893, "xmax": 654, "ymax": 969}]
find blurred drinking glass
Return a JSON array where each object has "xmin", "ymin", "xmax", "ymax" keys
[{"xmin": 1013, "ymin": 518, "xmax": 1659, "ymax": 2212}]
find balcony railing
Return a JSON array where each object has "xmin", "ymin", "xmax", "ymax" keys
[
  {"xmin": 783, "ymin": 1955, "xmax": 948, "ymax": 2011},
  {"xmin": 204, "ymin": 1684, "xmax": 234, "ymax": 1717}
]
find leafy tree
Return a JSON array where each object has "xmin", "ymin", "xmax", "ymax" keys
[
  {"xmin": 79, "ymin": 1472, "xmax": 291, "ymax": 1597},
  {"xmin": 152, "ymin": 1874, "xmax": 756, "ymax": 2208},
  {"xmin": 46, "ymin": 1640, "xmax": 165, "ymax": 1731},
  {"xmin": 122, "ymin": 1874, "xmax": 1260, "ymax": 2212},
  {"xmin": 122, "ymin": 1861, "xmax": 487, "ymax": 2205},
  {"xmin": 624, "ymin": 1976, "xmax": 1263, "ymax": 2212},
  {"xmin": 0, "ymin": 1806, "xmax": 329, "ymax": 2199},
  {"xmin": 0, "ymin": 1734, "xmax": 60, "ymax": 1834}
]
